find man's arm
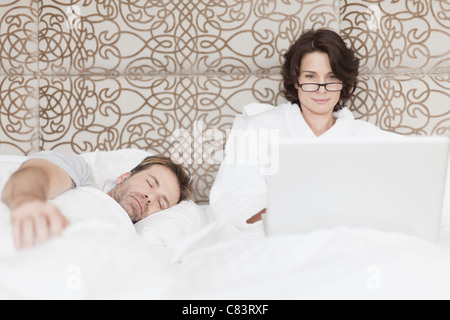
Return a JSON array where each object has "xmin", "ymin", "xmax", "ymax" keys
[{"xmin": 1, "ymin": 159, "xmax": 73, "ymax": 249}]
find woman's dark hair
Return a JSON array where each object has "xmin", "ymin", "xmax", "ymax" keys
[{"xmin": 281, "ymin": 29, "xmax": 360, "ymax": 112}]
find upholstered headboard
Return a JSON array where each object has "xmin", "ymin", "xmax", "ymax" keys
[{"xmin": 0, "ymin": 0, "xmax": 449, "ymax": 202}]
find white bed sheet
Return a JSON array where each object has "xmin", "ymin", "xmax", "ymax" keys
[
  {"xmin": 171, "ymin": 214, "xmax": 450, "ymax": 299},
  {"xmin": 0, "ymin": 152, "xmax": 450, "ymax": 299}
]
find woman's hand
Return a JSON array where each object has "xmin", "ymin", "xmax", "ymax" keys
[{"xmin": 246, "ymin": 209, "xmax": 266, "ymax": 224}]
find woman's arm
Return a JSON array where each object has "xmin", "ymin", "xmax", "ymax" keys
[{"xmin": 209, "ymin": 112, "xmax": 271, "ymax": 229}]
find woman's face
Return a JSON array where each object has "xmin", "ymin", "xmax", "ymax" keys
[{"xmin": 296, "ymin": 51, "xmax": 342, "ymax": 117}]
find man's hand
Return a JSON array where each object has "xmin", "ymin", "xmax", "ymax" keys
[{"xmin": 10, "ymin": 200, "xmax": 70, "ymax": 250}]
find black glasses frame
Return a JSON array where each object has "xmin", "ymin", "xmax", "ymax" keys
[{"xmin": 297, "ymin": 82, "xmax": 346, "ymax": 92}]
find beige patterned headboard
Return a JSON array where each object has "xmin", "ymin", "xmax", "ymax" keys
[{"xmin": 0, "ymin": 0, "xmax": 449, "ymax": 202}]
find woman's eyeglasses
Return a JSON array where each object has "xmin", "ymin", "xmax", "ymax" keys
[{"xmin": 297, "ymin": 82, "xmax": 345, "ymax": 92}]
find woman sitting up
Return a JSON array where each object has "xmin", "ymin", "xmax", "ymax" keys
[{"xmin": 209, "ymin": 28, "xmax": 396, "ymax": 229}]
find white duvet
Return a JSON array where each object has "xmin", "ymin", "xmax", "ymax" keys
[{"xmin": 1, "ymin": 151, "xmax": 450, "ymax": 299}]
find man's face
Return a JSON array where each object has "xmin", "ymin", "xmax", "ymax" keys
[{"xmin": 108, "ymin": 164, "xmax": 181, "ymax": 223}]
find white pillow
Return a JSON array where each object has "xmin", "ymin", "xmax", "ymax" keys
[
  {"xmin": 134, "ymin": 200, "xmax": 208, "ymax": 246},
  {"xmin": 81, "ymin": 148, "xmax": 154, "ymax": 192}
]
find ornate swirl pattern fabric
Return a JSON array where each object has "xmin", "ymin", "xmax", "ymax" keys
[
  {"xmin": 0, "ymin": 0, "xmax": 448, "ymax": 201},
  {"xmin": 39, "ymin": 74, "xmax": 285, "ymax": 200},
  {"xmin": 38, "ymin": 0, "xmax": 340, "ymax": 75},
  {"xmin": 341, "ymin": 0, "xmax": 450, "ymax": 74},
  {"xmin": 352, "ymin": 74, "xmax": 450, "ymax": 136},
  {"xmin": 0, "ymin": 75, "xmax": 39, "ymax": 154},
  {"xmin": 341, "ymin": 0, "xmax": 450, "ymax": 138}
]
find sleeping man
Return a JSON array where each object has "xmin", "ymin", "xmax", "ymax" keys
[{"xmin": 1, "ymin": 151, "xmax": 192, "ymax": 250}]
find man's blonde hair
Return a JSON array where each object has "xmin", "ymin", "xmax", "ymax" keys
[{"xmin": 130, "ymin": 155, "xmax": 192, "ymax": 203}]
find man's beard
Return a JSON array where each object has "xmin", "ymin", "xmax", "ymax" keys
[{"xmin": 108, "ymin": 179, "xmax": 142, "ymax": 224}]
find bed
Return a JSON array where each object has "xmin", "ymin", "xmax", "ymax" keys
[
  {"xmin": 0, "ymin": 0, "xmax": 449, "ymax": 299},
  {"xmin": 1, "ymin": 149, "xmax": 450, "ymax": 299}
]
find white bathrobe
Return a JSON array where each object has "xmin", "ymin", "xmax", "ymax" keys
[{"xmin": 209, "ymin": 102, "xmax": 397, "ymax": 229}]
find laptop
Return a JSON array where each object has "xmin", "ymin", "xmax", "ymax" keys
[{"xmin": 264, "ymin": 136, "xmax": 450, "ymax": 241}]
